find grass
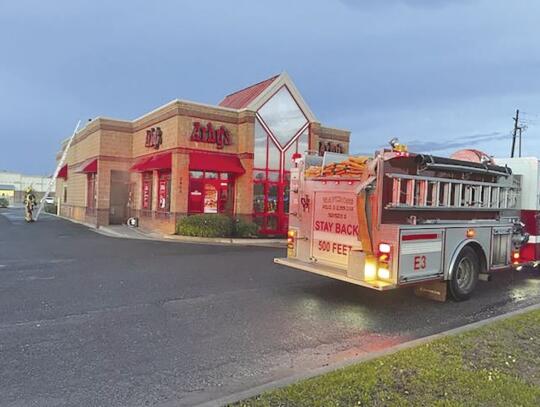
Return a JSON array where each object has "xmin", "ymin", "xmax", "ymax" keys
[{"xmin": 232, "ymin": 309, "xmax": 540, "ymax": 407}]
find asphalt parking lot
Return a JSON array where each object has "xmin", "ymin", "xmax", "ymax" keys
[{"xmin": 1, "ymin": 208, "xmax": 540, "ymax": 407}]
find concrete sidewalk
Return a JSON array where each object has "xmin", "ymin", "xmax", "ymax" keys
[
  {"xmin": 45, "ymin": 212, "xmax": 285, "ymax": 247},
  {"xmin": 96, "ymin": 224, "xmax": 286, "ymax": 248}
]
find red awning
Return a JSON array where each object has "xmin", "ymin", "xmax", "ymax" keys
[
  {"xmin": 189, "ymin": 152, "xmax": 245, "ymax": 174},
  {"xmin": 130, "ymin": 156, "xmax": 153, "ymax": 172},
  {"xmin": 58, "ymin": 164, "xmax": 68, "ymax": 179},
  {"xmin": 74, "ymin": 158, "xmax": 98, "ymax": 173},
  {"xmin": 130, "ymin": 152, "xmax": 172, "ymax": 172}
]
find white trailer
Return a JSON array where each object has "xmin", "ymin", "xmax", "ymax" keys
[{"xmin": 275, "ymin": 147, "xmax": 529, "ymax": 301}]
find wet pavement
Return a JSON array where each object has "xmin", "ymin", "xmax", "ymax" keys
[{"xmin": 1, "ymin": 207, "xmax": 539, "ymax": 406}]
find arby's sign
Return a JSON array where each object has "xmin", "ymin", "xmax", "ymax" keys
[
  {"xmin": 145, "ymin": 127, "xmax": 163, "ymax": 149},
  {"xmin": 190, "ymin": 122, "xmax": 232, "ymax": 149},
  {"xmin": 312, "ymin": 192, "xmax": 361, "ymax": 267}
]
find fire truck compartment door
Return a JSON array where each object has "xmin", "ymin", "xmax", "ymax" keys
[
  {"xmin": 311, "ymin": 191, "xmax": 362, "ymax": 269},
  {"xmin": 399, "ymin": 230, "xmax": 444, "ymax": 282}
]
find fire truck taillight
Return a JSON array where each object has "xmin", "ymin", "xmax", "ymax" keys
[
  {"xmin": 287, "ymin": 230, "xmax": 297, "ymax": 257},
  {"xmin": 377, "ymin": 243, "xmax": 392, "ymax": 281},
  {"xmin": 512, "ymin": 251, "xmax": 520, "ymax": 265},
  {"xmin": 378, "ymin": 243, "xmax": 392, "ymax": 265}
]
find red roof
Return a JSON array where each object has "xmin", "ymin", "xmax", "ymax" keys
[
  {"xmin": 219, "ymin": 74, "xmax": 279, "ymax": 109},
  {"xmin": 189, "ymin": 152, "xmax": 245, "ymax": 174},
  {"xmin": 131, "ymin": 152, "xmax": 172, "ymax": 172}
]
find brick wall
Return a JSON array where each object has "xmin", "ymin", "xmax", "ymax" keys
[
  {"xmin": 54, "ymin": 99, "xmax": 350, "ymax": 234},
  {"xmin": 311, "ymin": 123, "xmax": 350, "ymax": 154}
]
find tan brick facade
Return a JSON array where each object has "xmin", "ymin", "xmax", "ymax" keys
[{"xmin": 55, "ymin": 77, "xmax": 350, "ymax": 235}]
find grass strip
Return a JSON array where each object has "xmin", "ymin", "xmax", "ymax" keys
[{"xmin": 232, "ymin": 309, "xmax": 540, "ymax": 407}]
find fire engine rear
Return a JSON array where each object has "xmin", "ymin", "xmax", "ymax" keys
[{"xmin": 275, "ymin": 143, "xmax": 530, "ymax": 301}]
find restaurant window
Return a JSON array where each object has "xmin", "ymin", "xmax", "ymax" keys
[
  {"xmin": 253, "ymin": 183, "xmax": 264, "ymax": 213},
  {"xmin": 258, "ymin": 86, "xmax": 307, "ymax": 147},
  {"xmin": 254, "ymin": 121, "xmax": 267, "ymax": 169},
  {"xmin": 141, "ymin": 172, "xmax": 153, "ymax": 210},
  {"xmin": 253, "ymin": 85, "xmax": 309, "ymax": 235},
  {"xmin": 87, "ymin": 173, "xmax": 97, "ymax": 209},
  {"xmin": 157, "ymin": 171, "xmax": 171, "ymax": 212},
  {"xmin": 188, "ymin": 171, "xmax": 234, "ymax": 214},
  {"xmin": 63, "ymin": 185, "xmax": 68, "ymax": 204}
]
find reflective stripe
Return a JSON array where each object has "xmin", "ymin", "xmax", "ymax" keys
[
  {"xmin": 402, "ymin": 233, "xmax": 438, "ymax": 241},
  {"xmin": 401, "ymin": 241, "xmax": 442, "ymax": 255},
  {"xmin": 527, "ymin": 235, "xmax": 540, "ymax": 244}
]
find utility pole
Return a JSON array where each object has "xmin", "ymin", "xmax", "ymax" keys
[
  {"xmin": 518, "ymin": 127, "xmax": 522, "ymax": 157},
  {"xmin": 511, "ymin": 109, "xmax": 520, "ymax": 158}
]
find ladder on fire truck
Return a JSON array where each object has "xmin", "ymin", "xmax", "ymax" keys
[
  {"xmin": 35, "ymin": 120, "xmax": 81, "ymax": 221},
  {"xmin": 386, "ymin": 173, "xmax": 519, "ymax": 210}
]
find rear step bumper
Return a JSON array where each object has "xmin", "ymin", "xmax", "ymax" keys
[{"xmin": 274, "ymin": 257, "xmax": 397, "ymax": 291}]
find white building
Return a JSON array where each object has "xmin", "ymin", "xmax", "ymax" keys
[{"xmin": 0, "ymin": 171, "xmax": 55, "ymax": 203}]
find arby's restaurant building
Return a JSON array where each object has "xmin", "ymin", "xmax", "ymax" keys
[{"xmin": 55, "ymin": 73, "xmax": 350, "ymax": 235}]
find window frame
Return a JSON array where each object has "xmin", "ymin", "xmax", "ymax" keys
[
  {"xmin": 141, "ymin": 171, "xmax": 153, "ymax": 210},
  {"xmin": 157, "ymin": 170, "xmax": 171, "ymax": 213},
  {"xmin": 188, "ymin": 170, "xmax": 235, "ymax": 215},
  {"xmin": 86, "ymin": 173, "xmax": 97, "ymax": 209}
]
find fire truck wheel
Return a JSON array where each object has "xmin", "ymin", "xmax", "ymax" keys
[{"xmin": 449, "ymin": 246, "xmax": 479, "ymax": 301}]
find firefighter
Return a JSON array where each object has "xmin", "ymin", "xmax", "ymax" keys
[
  {"xmin": 389, "ymin": 137, "xmax": 408, "ymax": 153},
  {"xmin": 24, "ymin": 187, "xmax": 37, "ymax": 222}
]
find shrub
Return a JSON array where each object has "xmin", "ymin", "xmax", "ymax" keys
[
  {"xmin": 176, "ymin": 214, "xmax": 260, "ymax": 238},
  {"xmin": 0, "ymin": 197, "xmax": 8, "ymax": 208},
  {"xmin": 176, "ymin": 214, "xmax": 233, "ymax": 237},
  {"xmin": 232, "ymin": 217, "xmax": 259, "ymax": 237}
]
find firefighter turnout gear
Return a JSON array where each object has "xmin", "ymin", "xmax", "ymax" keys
[{"xmin": 24, "ymin": 187, "xmax": 37, "ymax": 222}]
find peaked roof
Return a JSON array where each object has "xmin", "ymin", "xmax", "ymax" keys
[{"xmin": 219, "ymin": 74, "xmax": 280, "ymax": 109}]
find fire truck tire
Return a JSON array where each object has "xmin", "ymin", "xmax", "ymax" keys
[{"xmin": 448, "ymin": 246, "xmax": 479, "ymax": 301}]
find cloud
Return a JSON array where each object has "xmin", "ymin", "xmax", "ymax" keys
[
  {"xmin": 1, "ymin": 0, "xmax": 539, "ymax": 173},
  {"xmin": 406, "ymin": 131, "xmax": 512, "ymax": 152}
]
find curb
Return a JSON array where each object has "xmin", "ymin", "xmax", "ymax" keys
[
  {"xmin": 194, "ymin": 302, "xmax": 540, "ymax": 407},
  {"xmin": 47, "ymin": 212, "xmax": 285, "ymax": 248},
  {"xmin": 41, "ymin": 211, "xmax": 97, "ymax": 230},
  {"xmin": 95, "ymin": 226, "xmax": 161, "ymax": 240},
  {"xmin": 162, "ymin": 234, "xmax": 286, "ymax": 248}
]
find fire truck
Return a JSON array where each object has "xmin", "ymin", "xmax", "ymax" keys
[
  {"xmin": 275, "ymin": 142, "xmax": 531, "ymax": 301},
  {"xmin": 494, "ymin": 157, "xmax": 540, "ymax": 265}
]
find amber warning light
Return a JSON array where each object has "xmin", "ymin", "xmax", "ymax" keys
[
  {"xmin": 287, "ymin": 230, "xmax": 296, "ymax": 247},
  {"xmin": 377, "ymin": 243, "xmax": 392, "ymax": 281},
  {"xmin": 287, "ymin": 230, "xmax": 297, "ymax": 257},
  {"xmin": 512, "ymin": 251, "xmax": 520, "ymax": 265}
]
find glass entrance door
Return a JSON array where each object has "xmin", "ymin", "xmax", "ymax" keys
[
  {"xmin": 252, "ymin": 85, "xmax": 310, "ymax": 236},
  {"xmin": 188, "ymin": 171, "xmax": 234, "ymax": 215}
]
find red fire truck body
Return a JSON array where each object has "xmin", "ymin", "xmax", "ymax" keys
[
  {"xmin": 275, "ymin": 149, "xmax": 529, "ymax": 301},
  {"xmin": 495, "ymin": 157, "xmax": 540, "ymax": 264}
]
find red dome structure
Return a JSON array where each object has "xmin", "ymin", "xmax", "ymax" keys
[{"xmin": 450, "ymin": 149, "xmax": 493, "ymax": 164}]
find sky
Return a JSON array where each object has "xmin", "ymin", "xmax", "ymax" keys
[{"xmin": 1, "ymin": 0, "xmax": 539, "ymax": 175}]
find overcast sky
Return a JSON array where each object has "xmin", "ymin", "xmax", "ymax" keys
[{"xmin": 1, "ymin": 0, "xmax": 539, "ymax": 174}]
